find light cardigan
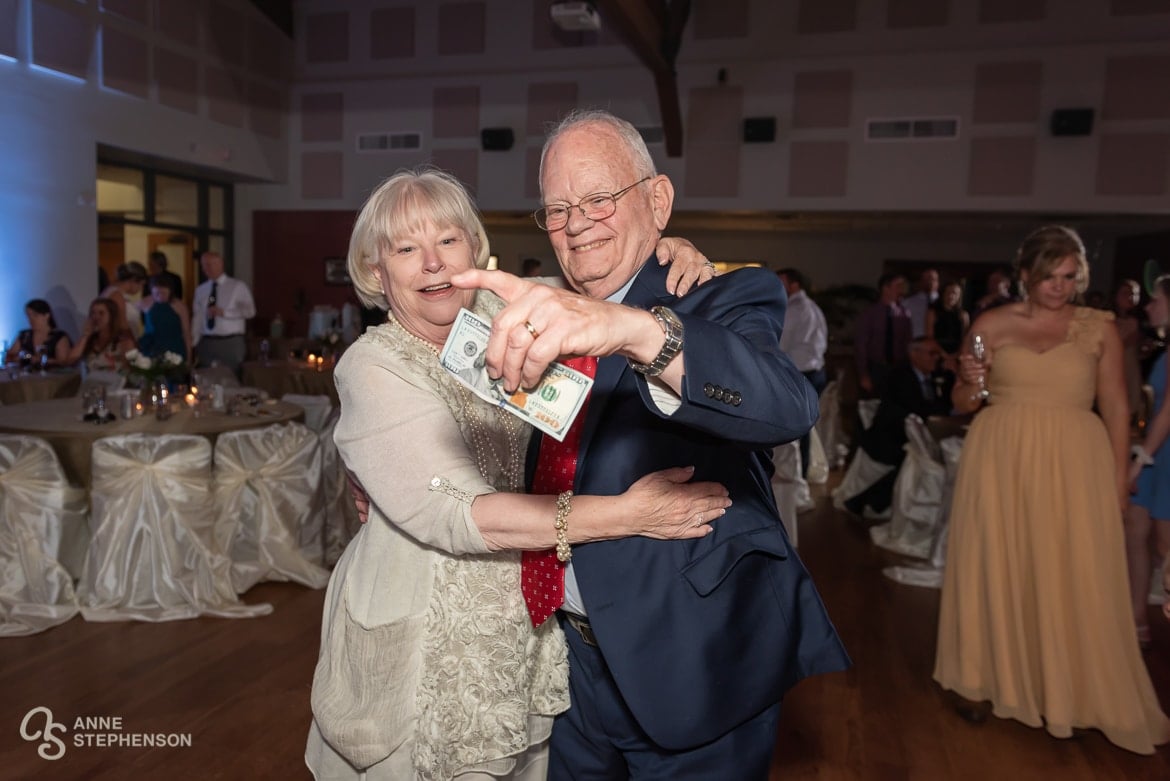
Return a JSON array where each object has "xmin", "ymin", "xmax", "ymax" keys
[{"xmin": 308, "ymin": 292, "xmax": 568, "ymax": 781}]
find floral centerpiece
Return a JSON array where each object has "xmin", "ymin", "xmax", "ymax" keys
[{"xmin": 124, "ymin": 349, "xmax": 186, "ymax": 387}]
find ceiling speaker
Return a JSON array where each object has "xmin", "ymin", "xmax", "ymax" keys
[
  {"xmin": 743, "ymin": 117, "xmax": 776, "ymax": 143},
  {"xmin": 1050, "ymin": 108, "xmax": 1094, "ymax": 137},
  {"xmin": 480, "ymin": 127, "xmax": 515, "ymax": 151}
]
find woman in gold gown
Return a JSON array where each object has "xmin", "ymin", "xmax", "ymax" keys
[{"xmin": 933, "ymin": 225, "xmax": 1170, "ymax": 755}]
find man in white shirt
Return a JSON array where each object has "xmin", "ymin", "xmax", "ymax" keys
[
  {"xmin": 902, "ymin": 268, "xmax": 939, "ymax": 337},
  {"xmin": 192, "ymin": 251, "xmax": 255, "ymax": 377},
  {"xmin": 777, "ymin": 268, "xmax": 829, "ymax": 475}
]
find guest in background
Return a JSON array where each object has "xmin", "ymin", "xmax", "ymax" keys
[
  {"xmin": 521, "ymin": 257, "xmax": 544, "ymax": 277},
  {"xmin": 148, "ymin": 250, "xmax": 184, "ymax": 302},
  {"xmin": 854, "ymin": 272, "xmax": 912, "ymax": 397},
  {"xmin": 925, "ymin": 280, "xmax": 970, "ymax": 357},
  {"xmin": 971, "ymin": 265, "xmax": 1016, "ymax": 316},
  {"xmin": 5, "ymin": 298, "xmax": 72, "ymax": 367},
  {"xmin": 1085, "ymin": 289, "xmax": 1109, "ymax": 309},
  {"xmin": 934, "ymin": 225, "xmax": 1168, "ymax": 754},
  {"xmin": 139, "ymin": 275, "xmax": 192, "ymax": 363},
  {"xmin": 65, "ymin": 297, "xmax": 136, "ymax": 373},
  {"xmin": 100, "ymin": 260, "xmax": 148, "ymax": 340},
  {"xmin": 903, "ymin": 268, "xmax": 939, "ymax": 337},
  {"xmin": 1125, "ymin": 274, "xmax": 1170, "ymax": 650},
  {"xmin": 192, "ymin": 251, "xmax": 255, "ymax": 377},
  {"xmin": 1114, "ymin": 278, "xmax": 1145, "ymax": 424},
  {"xmin": 842, "ymin": 337, "xmax": 954, "ymax": 518},
  {"xmin": 778, "ymin": 267, "xmax": 829, "ymax": 476}
]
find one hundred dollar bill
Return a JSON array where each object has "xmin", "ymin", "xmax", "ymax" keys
[{"xmin": 439, "ymin": 308, "xmax": 593, "ymax": 441}]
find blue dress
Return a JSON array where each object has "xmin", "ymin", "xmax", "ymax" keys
[
  {"xmin": 1134, "ymin": 351, "xmax": 1169, "ymax": 518},
  {"xmin": 139, "ymin": 302, "xmax": 185, "ymax": 359}
]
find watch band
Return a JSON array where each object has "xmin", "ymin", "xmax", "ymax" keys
[{"xmin": 629, "ymin": 306, "xmax": 684, "ymax": 377}]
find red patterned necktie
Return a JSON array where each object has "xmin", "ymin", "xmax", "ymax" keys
[{"xmin": 521, "ymin": 355, "xmax": 597, "ymax": 627}]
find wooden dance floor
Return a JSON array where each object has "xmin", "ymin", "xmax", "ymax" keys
[{"xmin": 2, "ymin": 479, "xmax": 1168, "ymax": 780}]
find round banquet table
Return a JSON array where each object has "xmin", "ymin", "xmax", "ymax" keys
[
  {"xmin": 241, "ymin": 360, "xmax": 338, "ymax": 405},
  {"xmin": 0, "ymin": 368, "xmax": 81, "ymax": 405},
  {"xmin": 0, "ymin": 396, "xmax": 304, "ymax": 489}
]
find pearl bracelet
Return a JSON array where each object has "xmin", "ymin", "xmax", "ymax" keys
[
  {"xmin": 554, "ymin": 491, "xmax": 573, "ymax": 563},
  {"xmin": 1132, "ymin": 444, "xmax": 1155, "ymax": 467}
]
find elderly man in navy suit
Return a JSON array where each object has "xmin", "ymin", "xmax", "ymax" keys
[{"xmin": 453, "ymin": 110, "xmax": 849, "ymax": 780}]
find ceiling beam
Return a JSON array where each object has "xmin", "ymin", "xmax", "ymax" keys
[{"xmin": 592, "ymin": 0, "xmax": 691, "ymax": 157}]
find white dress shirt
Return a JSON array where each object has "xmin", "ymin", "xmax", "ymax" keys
[
  {"xmin": 902, "ymin": 291, "xmax": 938, "ymax": 338},
  {"xmin": 192, "ymin": 273, "xmax": 256, "ymax": 344},
  {"xmin": 778, "ymin": 289, "xmax": 827, "ymax": 373}
]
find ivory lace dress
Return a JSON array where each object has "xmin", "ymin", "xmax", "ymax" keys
[
  {"xmin": 306, "ymin": 293, "xmax": 568, "ymax": 780},
  {"xmin": 933, "ymin": 308, "xmax": 1170, "ymax": 754}
]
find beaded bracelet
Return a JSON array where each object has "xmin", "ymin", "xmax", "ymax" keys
[{"xmin": 554, "ymin": 490, "xmax": 573, "ymax": 563}]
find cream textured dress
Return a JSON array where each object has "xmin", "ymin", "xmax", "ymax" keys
[
  {"xmin": 305, "ymin": 293, "xmax": 569, "ymax": 780},
  {"xmin": 934, "ymin": 308, "xmax": 1170, "ymax": 754}
]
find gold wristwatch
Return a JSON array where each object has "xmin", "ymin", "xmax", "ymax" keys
[{"xmin": 629, "ymin": 306, "xmax": 684, "ymax": 377}]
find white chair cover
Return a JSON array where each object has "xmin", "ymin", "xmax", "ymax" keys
[
  {"xmin": 856, "ymin": 398, "xmax": 881, "ymax": 431},
  {"xmin": 806, "ymin": 426, "xmax": 829, "ymax": 485},
  {"xmin": 214, "ymin": 423, "xmax": 330, "ymax": 592},
  {"xmin": 78, "ymin": 434, "xmax": 271, "ymax": 622},
  {"xmin": 870, "ymin": 415, "xmax": 946, "ymax": 559},
  {"xmin": 883, "ymin": 434, "xmax": 964, "ymax": 588},
  {"xmin": 320, "ymin": 408, "xmax": 360, "ymax": 566},
  {"xmin": 281, "ymin": 393, "xmax": 333, "ymax": 433},
  {"xmin": 831, "ymin": 449, "xmax": 895, "ymax": 511},
  {"xmin": 815, "ymin": 380, "xmax": 849, "ymax": 469},
  {"xmin": 0, "ymin": 435, "xmax": 88, "ymax": 635},
  {"xmin": 770, "ymin": 441, "xmax": 805, "ymax": 547}
]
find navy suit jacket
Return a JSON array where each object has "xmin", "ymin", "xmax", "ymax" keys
[{"xmin": 529, "ymin": 260, "xmax": 850, "ymax": 750}]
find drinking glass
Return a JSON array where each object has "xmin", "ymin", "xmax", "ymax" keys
[
  {"xmin": 969, "ymin": 333, "xmax": 990, "ymax": 401},
  {"xmin": 36, "ymin": 345, "xmax": 49, "ymax": 375}
]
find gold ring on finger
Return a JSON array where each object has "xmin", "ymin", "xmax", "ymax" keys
[{"xmin": 523, "ymin": 321, "xmax": 540, "ymax": 339}]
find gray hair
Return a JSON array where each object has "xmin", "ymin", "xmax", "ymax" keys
[
  {"xmin": 538, "ymin": 109, "xmax": 657, "ymax": 198},
  {"xmin": 347, "ymin": 167, "xmax": 490, "ymax": 311}
]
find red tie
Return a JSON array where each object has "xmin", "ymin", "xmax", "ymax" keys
[{"xmin": 521, "ymin": 355, "xmax": 597, "ymax": 626}]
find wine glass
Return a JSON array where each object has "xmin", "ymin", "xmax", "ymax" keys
[
  {"xmin": 36, "ymin": 344, "xmax": 49, "ymax": 375},
  {"xmin": 969, "ymin": 333, "xmax": 990, "ymax": 401}
]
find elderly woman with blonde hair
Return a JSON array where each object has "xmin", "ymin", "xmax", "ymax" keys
[{"xmin": 305, "ymin": 167, "xmax": 725, "ymax": 781}]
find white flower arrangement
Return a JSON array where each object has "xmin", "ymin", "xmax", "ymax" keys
[{"xmin": 124, "ymin": 349, "xmax": 185, "ymax": 383}]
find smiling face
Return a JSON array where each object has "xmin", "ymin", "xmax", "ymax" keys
[
  {"xmin": 375, "ymin": 220, "xmax": 476, "ymax": 348},
  {"xmin": 539, "ymin": 122, "xmax": 671, "ymax": 298}
]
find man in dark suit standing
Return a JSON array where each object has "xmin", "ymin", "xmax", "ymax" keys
[
  {"xmin": 844, "ymin": 337, "xmax": 955, "ymax": 517},
  {"xmin": 454, "ymin": 110, "xmax": 849, "ymax": 780}
]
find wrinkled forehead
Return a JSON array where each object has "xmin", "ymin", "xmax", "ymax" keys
[{"xmin": 541, "ymin": 126, "xmax": 634, "ymax": 199}]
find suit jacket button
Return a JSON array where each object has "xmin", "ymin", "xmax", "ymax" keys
[
  {"xmin": 714, "ymin": 386, "xmax": 725, "ymax": 401},
  {"xmin": 703, "ymin": 383, "xmax": 715, "ymax": 398},
  {"xmin": 730, "ymin": 391, "xmax": 742, "ymax": 406}
]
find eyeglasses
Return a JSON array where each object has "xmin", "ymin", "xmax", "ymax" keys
[{"xmin": 533, "ymin": 177, "xmax": 651, "ymax": 232}]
